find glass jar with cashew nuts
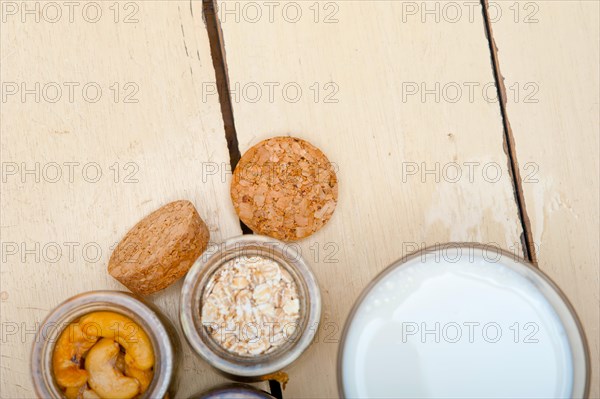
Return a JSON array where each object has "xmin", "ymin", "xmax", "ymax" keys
[
  {"xmin": 31, "ymin": 291, "xmax": 177, "ymax": 399},
  {"xmin": 180, "ymin": 235, "xmax": 322, "ymax": 379}
]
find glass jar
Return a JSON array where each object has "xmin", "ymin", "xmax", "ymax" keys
[
  {"xmin": 337, "ymin": 243, "xmax": 590, "ymax": 398},
  {"xmin": 31, "ymin": 290, "xmax": 179, "ymax": 398},
  {"xmin": 190, "ymin": 383, "xmax": 276, "ymax": 399},
  {"xmin": 180, "ymin": 235, "xmax": 321, "ymax": 379}
]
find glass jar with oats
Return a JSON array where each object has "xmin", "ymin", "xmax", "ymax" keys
[{"xmin": 180, "ymin": 235, "xmax": 322, "ymax": 379}]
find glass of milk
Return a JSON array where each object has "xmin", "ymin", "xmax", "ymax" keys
[{"xmin": 338, "ymin": 243, "xmax": 589, "ymax": 398}]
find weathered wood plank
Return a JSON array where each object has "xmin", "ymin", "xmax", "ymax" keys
[
  {"xmin": 0, "ymin": 2, "xmax": 242, "ymax": 397},
  {"xmin": 490, "ymin": 2, "xmax": 600, "ymax": 396},
  {"xmin": 216, "ymin": 1, "xmax": 524, "ymax": 396}
]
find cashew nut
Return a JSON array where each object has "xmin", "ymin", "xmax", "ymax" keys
[
  {"xmin": 124, "ymin": 363, "xmax": 153, "ymax": 394},
  {"xmin": 78, "ymin": 311, "xmax": 154, "ymax": 370},
  {"xmin": 53, "ymin": 324, "xmax": 98, "ymax": 388},
  {"xmin": 115, "ymin": 353, "xmax": 126, "ymax": 374},
  {"xmin": 85, "ymin": 338, "xmax": 140, "ymax": 399},
  {"xmin": 118, "ymin": 352, "xmax": 153, "ymax": 394},
  {"xmin": 82, "ymin": 388, "xmax": 101, "ymax": 399},
  {"xmin": 64, "ymin": 385, "xmax": 101, "ymax": 399},
  {"xmin": 64, "ymin": 385, "xmax": 83, "ymax": 399}
]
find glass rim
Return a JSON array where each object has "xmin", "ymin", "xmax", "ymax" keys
[
  {"xmin": 336, "ymin": 242, "xmax": 590, "ymax": 398},
  {"xmin": 30, "ymin": 290, "xmax": 174, "ymax": 399},
  {"xmin": 180, "ymin": 235, "xmax": 322, "ymax": 378}
]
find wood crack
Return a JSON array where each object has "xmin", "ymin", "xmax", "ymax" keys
[
  {"xmin": 480, "ymin": 0, "xmax": 537, "ymax": 265},
  {"xmin": 201, "ymin": 0, "xmax": 253, "ymax": 236},
  {"xmin": 200, "ymin": 2, "xmax": 282, "ymax": 396}
]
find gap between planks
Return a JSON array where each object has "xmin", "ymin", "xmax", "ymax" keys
[
  {"xmin": 202, "ymin": 0, "xmax": 253, "ymax": 235},
  {"xmin": 480, "ymin": 0, "xmax": 537, "ymax": 265},
  {"xmin": 201, "ymin": 0, "xmax": 282, "ymax": 397}
]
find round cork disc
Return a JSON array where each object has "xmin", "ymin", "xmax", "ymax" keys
[{"xmin": 231, "ymin": 136, "xmax": 338, "ymax": 241}]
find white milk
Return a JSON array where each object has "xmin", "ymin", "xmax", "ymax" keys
[{"xmin": 341, "ymin": 251, "xmax": 575, "ymax": 398}]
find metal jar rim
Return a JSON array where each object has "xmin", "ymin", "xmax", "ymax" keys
[
  {"xmin": 30, "ymin": 290, "xmax": 175, "ymax": 399},
  {"xmin": 180, "ymin": 235, "xmax": 322, "ymax": 378}
]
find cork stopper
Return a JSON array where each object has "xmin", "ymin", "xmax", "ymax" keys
[
  {"xmin": 231, "ymin": 136, "xmax": 338, "ymax": 241},
  {"xmin": 108, "ymin": 200, "xmax": 210, "ymax": 295}
]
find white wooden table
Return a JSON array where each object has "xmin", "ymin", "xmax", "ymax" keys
[{"xmin": 1, "ymin": 1, "xmax": 598, "ymax": 397}]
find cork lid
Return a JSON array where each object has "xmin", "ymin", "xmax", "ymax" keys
[{"xmin": 231, "ymin": 136, "xmax": 338, "ymax": 241}]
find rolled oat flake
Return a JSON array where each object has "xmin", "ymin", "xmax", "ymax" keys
[{"xmin": 201, "ymin": 255, "xmax": 301, "ymax": 357}]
